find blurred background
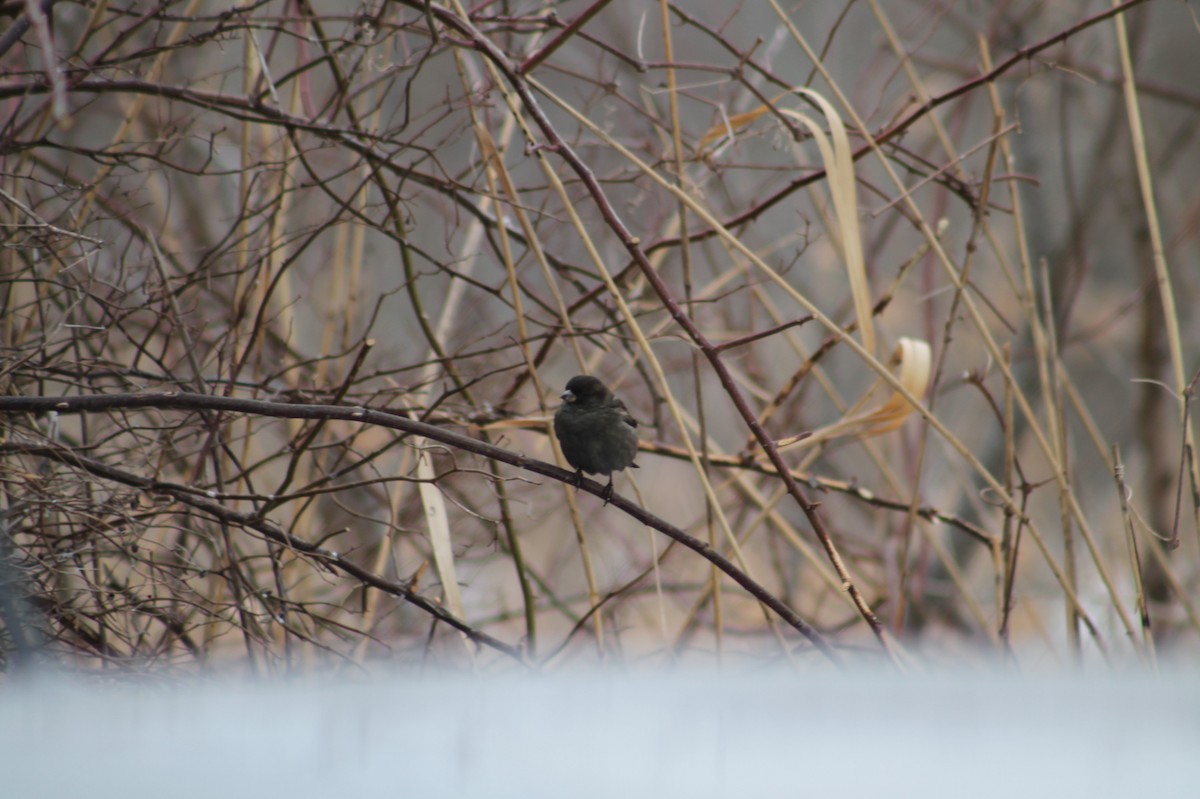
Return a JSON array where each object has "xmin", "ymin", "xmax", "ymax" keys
[{"xmin": 2, "ymin": 0, "xmax": 1199, "ymax": 674}]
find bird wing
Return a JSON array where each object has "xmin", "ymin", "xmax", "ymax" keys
[{"xmin": 613, "ymin": 398, "xmax": 637, "ymax": 428}]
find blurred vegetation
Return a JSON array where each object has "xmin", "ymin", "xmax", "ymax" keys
[{"xmin": 1, "ymin": 0, "xmax": 1198, "ymax": 673}]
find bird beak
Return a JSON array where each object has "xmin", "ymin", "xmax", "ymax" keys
[{"xmin": 560, "ymin": 390, "xmax": 576, "ymax": 402}]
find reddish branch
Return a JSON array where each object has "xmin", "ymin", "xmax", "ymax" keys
[
  {"xmin": 648, "ymin": 0, "xmax": 1157, "ymax": 250},
  {"xmin": 517, "ymin": 0, "xmax": 614, "ymax": 75}
]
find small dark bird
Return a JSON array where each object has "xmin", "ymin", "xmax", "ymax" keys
[{"xmin": 553, "ymin": 375, "xmax": 640, "ymax": 503}]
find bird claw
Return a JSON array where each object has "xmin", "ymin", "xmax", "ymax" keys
[{"xmin": 601, "ymin": 479, "xmax": 615, "ymax": 506}]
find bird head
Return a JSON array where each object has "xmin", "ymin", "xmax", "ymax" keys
[{"xmin": 561, "ymin": 375, "xmax": 609, "ymax": 405}]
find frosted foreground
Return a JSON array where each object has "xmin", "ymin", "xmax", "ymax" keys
[{"xmin": 1, "ymin": 668, "xmax": 1195, "ymax": 797}]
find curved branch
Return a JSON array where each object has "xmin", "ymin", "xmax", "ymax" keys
[{"xmin": 0, "ymin": 391, "xmax": 838, "ymax": 662}]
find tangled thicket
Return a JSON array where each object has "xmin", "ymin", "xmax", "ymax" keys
[{"xmin": 1, "ymin": 0, "xmax": 1198, "ymax": 674}]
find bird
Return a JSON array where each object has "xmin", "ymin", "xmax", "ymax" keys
[{"xmin": 553, "ymin": 375, "xmax": 640, "ymax": 504}]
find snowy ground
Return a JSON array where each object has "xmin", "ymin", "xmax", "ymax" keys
[{"xmin": 2, "ymin": 667, "xmax": 1196, "ymax": 798}]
